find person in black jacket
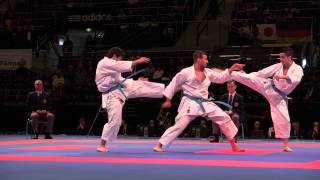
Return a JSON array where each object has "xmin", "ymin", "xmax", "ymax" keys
[
  {"xmin": 211, "ymin": 80, "xmax": 245, "ymax": 142},
  {"xmin": 26, "ymin": 80, "xmax": 54, "ymax": 139}
]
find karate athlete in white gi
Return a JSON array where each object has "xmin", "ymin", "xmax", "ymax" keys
[
  {"xmin": 153, "ymin": 50, "xmax": 245, "ymax": 152},
  {"xmin": 96, "ymin": 47, "xmax": 165, "ymax": 152},
  {"xmin": 231, "ymin": 48, "xmax": 303, "ymax": 152}
]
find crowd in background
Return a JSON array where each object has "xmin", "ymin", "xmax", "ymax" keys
[{"xmin": 0, "ymin": 0, "xmax": 319, "ymax": 140}]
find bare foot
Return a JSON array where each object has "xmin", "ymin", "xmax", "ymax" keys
[
  {"xmin": 232, "ymin": 147, "xmax": 245, "ymax": 152},
  {"xmin": 230, "ymin": 139, "xmax": 245, "ymax": 152},
  {"xmin": 96, "ymin": 146, "xmax": 109, "ymax": 152},
  {"xmin": 153, "ymin": 147, "xmax": 164, "ymax": 152},
  {"xmin": 283, "ymin": 147, "xmax": 294, "ymax": 152},
  {"xmin": 153, "ymin": 143, "xmax": 164, "ymax": 152}
]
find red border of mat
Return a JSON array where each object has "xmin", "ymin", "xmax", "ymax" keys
[{"xmin": 0, "ymin": 155, "xmax": 319, "ymax": 170}]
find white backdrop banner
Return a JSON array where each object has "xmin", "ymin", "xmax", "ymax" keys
[{"xmin": 0, "ymin": 49, "xmax": 32, "ymax": 70}]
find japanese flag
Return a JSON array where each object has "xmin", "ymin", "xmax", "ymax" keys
[{"xmin": 257, "ymin": 24, "xmax": 277, "ymax": 40}]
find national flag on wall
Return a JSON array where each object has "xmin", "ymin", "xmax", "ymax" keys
[{"xmin": 257, "ymin": 24, "xmax": 277, "ymax": 40}]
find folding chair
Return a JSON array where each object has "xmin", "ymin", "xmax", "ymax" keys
[
  {"xmin": 26, "ymin": 115, "xmax": 50, "ymax": 139},
  {"xmin": 26, "ymin": 117, "xmax": 36, "ymax": 139}
]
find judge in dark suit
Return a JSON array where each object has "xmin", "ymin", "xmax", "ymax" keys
[
  {"xmin": 211, "ymin": 80, "xmax": 245, "ymax": 142},
  {"xmin": 26, "ymin": 80, "xmax": 54, "ymax": 139}
]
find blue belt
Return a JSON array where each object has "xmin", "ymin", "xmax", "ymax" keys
[
  {"xmin": 104, "ymin": 69, "xmax": 145, "ymax": 99},
  {"xmin": 183, "ymin": 94, "xmax": 233, "ymax": 113},
  {"xmin": 104, "ymin": 83, "xmax": 126, "ymax": 98},
  {"xmin": 270, "ymin": 79, "xmax": 288, "ymax": 104}
]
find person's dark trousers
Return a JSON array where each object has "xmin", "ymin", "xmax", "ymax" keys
[{"xmin": 30, "ymin": 112, "xmax": 55, "ymax": 139}]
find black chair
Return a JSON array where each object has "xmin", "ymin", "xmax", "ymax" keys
[
  {"xmin": 25, "ymin": 114, "xmax": 50, "ymax": 139},
  {"xmin": 25, "ymin": 117, "xmax": 35, "ymax": 139}
]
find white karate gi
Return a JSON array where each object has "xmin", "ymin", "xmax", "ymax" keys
[
  {"xmin": 158, "ymin": 66, "xmax": 238, "ymax": 146},
  {"xmin": 231, "ymin": 62, "xmax": 303, "ymax": 138},
  {"xmin": 95, "ymin": 57, "xmax": 165, "ymax": 142}
]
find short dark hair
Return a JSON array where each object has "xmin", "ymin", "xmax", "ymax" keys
[
  {"xmin": 193, "ymin": 50, "xmax": 207, "ymax": 63},
  {"xmin": 107, "ymin": 47, "xmax": 125, "ymax": 58},
  {"xmin": 227, "ymin": 80, "xmax": 237, "ymax": 86},
  {"xmin": 280, "ymin": 47, "xmax": 294, "ymax": 57}
]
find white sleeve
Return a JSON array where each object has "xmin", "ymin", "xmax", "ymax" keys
[
  {"xmin": 163, "ymin": 70, "xmax": 187, "ymax": 99},
  {"xmin": 100, "ymin": 58, "xmax": 133, "ymax": 73},
  {"xmin": 207, "ymin": 69, "xmax": 231, "ymax": 84},
  {"xmin": 287, "ymin": 65, "xmax": 304, "ymax": 85}
]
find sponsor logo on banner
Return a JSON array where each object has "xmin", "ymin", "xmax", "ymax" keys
[
  {"xmin": 68, "ymin": 13, "xmax": 110, "ymax": 22},
  {"xmin": 0, "ymin": 49, "xmax": 32, "ymax": 70},
  {"xmin": 68, "ymin": 15, "xmax": 81, "ymax": 22}
]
